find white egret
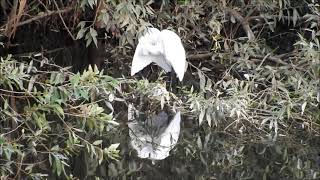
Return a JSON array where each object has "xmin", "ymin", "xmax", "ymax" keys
[{"xmin": 131, "ymin": 27, "xmax": 187, "ymax": 81}]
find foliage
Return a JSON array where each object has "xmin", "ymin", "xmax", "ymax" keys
[
  {"xmin": 0, "ymin": 0, "xmax": 320, "ymax": 179},
  {"xmin": 0, "ymin": 56, "xmax": 120, "ymax": 178}
]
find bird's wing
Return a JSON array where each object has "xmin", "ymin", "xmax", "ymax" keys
[
  {"xmin": 131, "ymin": 27, "xmax": 172, "ymax": 75},
  {"xmin": 131, "ymin": 41, "xmax": 154, "ymax": 76},
  {"xmin": 151, "ymin": 56, "xmax": 172, "ymax": 72},
  {"xmin": 160, "ymin": 30, "xmax": 186, "ymax": 81},
  {"xmin": 146, "ymin": 27, "xmax": 161, "ymax": 36}
]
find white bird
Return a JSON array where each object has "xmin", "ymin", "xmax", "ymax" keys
[
  {"xmin": 131, "ymin": 27, "xmax": 187, "ymax": 81},
  {"xmin": 128, "ymin": 105, "xmax": 181, "ymax": 160}
]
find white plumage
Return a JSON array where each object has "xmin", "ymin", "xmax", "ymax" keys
[{"xmin": 131, "ymin": 27, "xmax": 186, "ymax": 81}]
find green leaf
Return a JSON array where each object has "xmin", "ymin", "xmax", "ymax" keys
[
  {"xmin": 76, "ymin": 27, "xmax": 87, "ymax": 40},
  {"xmin": 49, "ymin": 154, "xmax": 53, "ymax": 166},
  {"xmin": 52, "ymin": 104, "xmax": 64, "ymax": 118},
  {"xmin": 27, "ymin": 60, "xmax": 33, "ymax": 73},
  {"xmin": 77, "ymin": 21, "xmax": 86, "ymax": 29},
  {"xmin": 199, "ymin": 109, "xmax": 205, "ymax": 125},
  {"xmin": 87, "ymin": 0, "xmax": 97, "ymax": 8},
  {"xmin": 107, "ymin": 120, "xmax": 119, "ymax": 126},
  {"xmin": 51, "ymin": 145, "xmax": 60, "ymax": 151},
  {"xmin": 197, "ymin": 136, "xmax": 202, "ymax": 149},
  {"xmin": 293, "ymin": 8, "xmax": 299, "ymax": 27},
  {"xmin": 79, "ymin": 89, "xmax": 89, "ymax": 100},
  {"xmin": 93, "ymin": 140, "xmax": 103, "ymax": 146},
  {"xmin": 55, "ymin": 156, "xmax": 62, "ymax": 176},
  {"xmin": 301, "ymin": 102, "xmax": 307, "ymax": 115},
  {"xmin": 85, "ymin": 32, "xmax": 93, "ymax": 47},
  {"xmin": 3, "ymin": 99, "xmax": 8, "ymax": 109},
  {"xmin": 98, "ymin": 148, "xmax": 104, "ymax": 165},
  {"xmin": 0, "ymin": 136, "xmax": 5, "ymax": 145},
  {"xmin": 90, "ymin": 28, "xmax": 98, "ymax": 47},
  {"xmin": 198, "ymin": 70, "xmax": 206, "ymax": 92},
  {"xmin": 19, "ymin": 62, "xmax": 25, "ymax": 73},
  {"xmin": 108, "ymin": 143, "xmax": 120, "ymax": 151},
  {"xmin": 50, "ymin": 73, "xmax": 56, "ymax": 84},
  {"xmin": 103, "ymin": 13, "xmax": 110, "ymax": 25}
]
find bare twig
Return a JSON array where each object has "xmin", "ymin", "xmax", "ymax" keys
[
  {"xmin": 4, "ymin": 0, "xmax": 18, "ymax": 38},
  {"xmin": 14, "ymin": 151, "xmax": 25, "ymax": 180},
  {"xmin": 12, "ymin": 47, "xmax": 65, "ymax": 58},
  {"xmin": 187, "ymin": 53, "xmax": 212, "ymax": 60},
  {"xmin": 2, "ymin": 7, "xmax": 73, "ymax": 29},
  {"xmin": 91, "ymin": 0, "xmax": 102, "ymax": 28},
  {"xmin": 37, "ymin": 0, "xmax": 50, "ymax": 12},
  {"xmin": 225, "ymin": 8, "xmax": 255, "ymax": 41},
  {"xmin": 249, "ymin": 55, "xmax": 288, "ymax": 66},
  {"xmin": 52, "ymin": 0, "xmax": 76, "ymax": 40},
  {"xmin": 248, "ymin": 14, "xmax": 320, "ymax": 24},
  {"xmin": 11, "ymin": 0, "xmax": 27, "ymax": 38},
  {"xmin": 186, "ymin": 51, "xmax": 298, "ymax": 69}
]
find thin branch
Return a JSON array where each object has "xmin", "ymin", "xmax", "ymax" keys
[
  {"xmin": 248, "ymin": 14, "xmax": 320, "ymax": 24},
  {"xmin": 249, "ymin": 55, "xmax": 288, "ymax": 66},
  {"xmin": 37, "ymin": 0, "xmax": 50, "ymax": 12},
  {"xmin": 52, "ymin": 0, "xmax": 76, "ymax": 40},
  {"xmin": 225, "ymin": 8, "xmax": 255, "ymax": 41},
  {"xmin": 186, "ymin": 51, "xmax": 299, "ymax": 69},
  {"xmin": 6, "ymin": 7, "xmax": 74, "ymax": 28},
  {"xmin": 91, "ymin": 0, "xmax": 102, "ymax": 28},
  {"xmin": 11, "ymin": 47, "xmax": 65, "ymax": 58},
  {"xmin": 187, "ymin": 53, "xmax": 212, "ymax": 60},
  {"xmin": 4, "ymin": 0, "xmax": 18, "ymax": 38}
]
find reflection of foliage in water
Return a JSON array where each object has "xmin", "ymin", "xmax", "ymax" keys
[{"xmin": 127, "ymin": 84, "xmax": 181, "ymax": 161}]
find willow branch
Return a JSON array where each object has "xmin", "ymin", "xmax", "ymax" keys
[
  {"xmin": 12, "ymin": 7, "xmax": 73, "ymax": 28},
  {"xmin": 187, "ymin": 53, "xmax": 212, "ymax": 60},
  {"xmin": 52, "ymin": 0, "xmax": 76, "ymax": 40},
  {"xmin": 225, "ymin": 8, "xmax": 255, "ymax": 41}
]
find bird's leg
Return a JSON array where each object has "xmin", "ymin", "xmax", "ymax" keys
[
  {"xmin": 169, "ymin": 71, "xmax": 178, "ymax": 94},
  {"xmin": 160, "ymin": 0, "xmax": 164, "ymax": 12}
]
